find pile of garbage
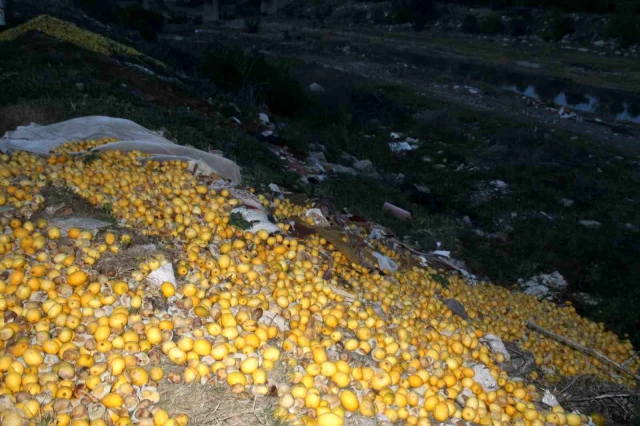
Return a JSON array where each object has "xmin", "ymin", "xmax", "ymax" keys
[{"xmin": 0, "ymin": 117, "xmax": 636, "ymax": 425}]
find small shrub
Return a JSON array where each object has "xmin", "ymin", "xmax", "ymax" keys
[
  {"xmin": 541, "ymin": 8, "xmax": 573, "ymax": 41},
  {"xmin": 461, "ymin": 14, "xmax": 478, "ymax": 33},
  {"xmin": 393, "ymin": 6, "xmax": 411, "ymax": 24},
  {"xmin": 244, "ymin": 17, "xmax": 261, "ymax": 33},
  {"xmin": 606, "ymin": 5, "xmax": 640, "ymax": 47},
  {"xmin": 508, "ymin": 17, "xmax": 529, "ymax": 36},
  {"xmin": 479, "ymin": 13, "xmax": 503, "ymax": 34},
  {"xmin": 201, "ymin": 49, "xmax": 312, "ymax": 117}
]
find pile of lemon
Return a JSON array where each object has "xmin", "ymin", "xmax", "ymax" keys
[
  {"xmin": 0, "ymin": 138, "xmax": 635, "ymax": 426},
  {"xmin": 0, "ymin": 16, "xmax": 165, "ymax": 68}
]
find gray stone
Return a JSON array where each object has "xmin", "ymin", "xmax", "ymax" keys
[
  {"xmin": 309, "ymin": 82, "xmax": 325, "ymax": 93},
  {"xmin": 308, "ymin": 151, "xmax": 327, "ymax": 165},
  {"xmin": 353, "ymin": 159, "xmax": 374, "ymax": 172},
  {"xmin": 330, "ymin": 164, "xmax": 358, "ymax": 175}
]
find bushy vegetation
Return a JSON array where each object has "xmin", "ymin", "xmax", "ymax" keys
[
  {"xmin": 74, "ymin": 1, "xmax": 164, "ymax": 41},
  {"xmin": 445, "ymin": 0, "xmax": 637, "ymax": 15},
  {"xmin": 479, "ymin": 13, "xmax": 503, "ymax": 34},
  {"xmin": 391, "ymin": 0, "xmax": 438, "ymax": 31},
  {"xmin": 541, "ymin": 7, "xmax": 574, "ymax": 41},
  {"xmin": 201, "ymin": 49, "xmax": 311, "ymax": 116},
  {"xmin": 606, "ymin": 4, "xmax": 640, "ymax": 47}
]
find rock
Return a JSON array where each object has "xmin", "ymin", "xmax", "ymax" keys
[
  {"xmin": 329, "ymin": 164, "xmax": 358, "ymax": 175},
  {"xmin": 570, "ymin": 292, "xmax": 602, "ymax": 307},
  {"xmin": 339, "ymin": 152, "xmax": 357, "ymax": 166},
  {"xmin": 526, "ymin": 271, "xmax": 568, "ymax": 290},
  {"xmin": 353, "ymin": 159, "xmax": 374, "ymax": 172},
  {"xmin": 308, "ymin": 151, "xmax": 327, "ymax": 165},
  {"xmin": 578, "ymin": 220, "xmax": 601, "ymax": 228},
  {"xmin": 523, "ymin": 284, "xmax": 550, "ymax": 298},
  {"xmin": 309, "ymin": 82, "xmax": 325, "ymax": 93}
]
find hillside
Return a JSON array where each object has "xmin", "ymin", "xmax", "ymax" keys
[{"xmin": 0, "ymin": 9, "xmax": 639, "ymax": 426}]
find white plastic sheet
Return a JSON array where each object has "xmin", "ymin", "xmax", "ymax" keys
[{"xmin": 0, "ymin": 116, "xmax": 241, "ymax": 183}]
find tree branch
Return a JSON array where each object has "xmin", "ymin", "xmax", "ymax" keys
[{"xmin": 526, "ymin": 321, "xmax": 640, "ymax": 383}]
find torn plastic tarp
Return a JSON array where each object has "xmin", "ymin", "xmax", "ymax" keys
[
  {"xmin": 231, "ymin": 207, "xmax": 280, "ymax": 234},
  {"xmin": 0, "ymin": 116, "xmax": 241, "ymax": 183},
  {"xmin": 372, "ymin": 251, "xmax": 398, "ymax": 274}
]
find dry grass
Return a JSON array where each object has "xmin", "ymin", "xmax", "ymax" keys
[
  {"xmin": 553, "ymin": 375, "xmax": 640, "ymax": 425},
  {"xmin": 157, "ymin": 379, "xmax": 280, "ymax": 426},
  {"xmin": 154, "ymin": 357, "xmax": 293, "ymax": 426}
]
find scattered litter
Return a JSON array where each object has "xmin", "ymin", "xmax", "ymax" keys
[
  {"xmin": 261, "ymin": 130, "xmax": 273, "ymax": 137},
  {"xmin": 368, "ymin": 227, "xmax": 385, "ymax": 240},
  {"xmin": 372, "ymin": 252, "xmax": 398, "ymax": 274},
  {"xmin": 258, "ymin": 113, "xmax": 270, "ymax": 124},
  {"xmin": 230, "ymin": 188, "xmax": 265, "ymax": 211},
  {"xmin": 558, "ymin": 107, "xmax": 582, "ymax": 121},
  {"xmin": 382, "ymin": 202, "xmax": 411, "ymax": 220},
  {"xmin": 50, "ymin": 217, "xmax": 112, "ymax": 233},
  {"xmin": 472, "ymin": 364, "xmax": 498, "ymax": 391},
  {"xmin": 231, "ymin": 207, "xmax": 280, "ymax": 234},
  {"xmin": 232, "ymin": 116, "xmax": 242, "ymax": 124},
  {"xmin": 389, "ymin": 142, "xmax": 413, "ymax": 152},
  {"xmin": 268, "ymin": 183, "xmax": 282, "ymax": 194},
  {"xmin": 432, "ymin": 250, "xmax": 451, "ymax": 257},
  {"xmin": 579, "ymin": 220, "xmax": 601, "ymax": 228},
  {"xmin": 390, "ymin": 132, "xmax": 402, "ymax": 139},
  {"xmin": 304, "ymin": 208, "xmax": 330, "ymax": 227},
  {"xmin": 481, "ymin": 334, "xmax": 511, "ymax": 361},
  {"xmin": 542, "ymin": 390, "xmax": 560, "ymax": 406},
  {"xmin": 146, "ymin": 263, "xmax": 177, "ymax": 287}
]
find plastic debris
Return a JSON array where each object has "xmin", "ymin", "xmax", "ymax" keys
[
  {"xmin": 259, "ymin": 113, "xmax": 270, "ymax": 124},
  {"xmin": 389, "ymin": 141, "xmax": 413, "ymax": 152},
  {"xmin": 481, "ymin": 334, "xmax": 511, "ymax": 362},
  {"xmin": 146, "ymin": 263, "xmax": 177, "ymax": 287},
  {"xmin": 231, "ymin": 207, "xmax": 280, "ymax": 234},
  {"xmin": 304, "ymin": 208, "xmax": 330, "ymax": 227},
  {"xmin": 382, "ymin": 202, "xmax": 411, "ymax": 220},
  {"xmin": 542, "ymin": 390, "xmax": 560, "ymax": 406},
  {"xmin": 472, "ymin": 364, "xmax": 499, "ymax": 391},
  {"xmin": 372, "ymin": 251, "xmax": 399, "ymax": 274},
  {"xmin": 50, "ymin": 217, "xmax": 112, "ymax": 233}
]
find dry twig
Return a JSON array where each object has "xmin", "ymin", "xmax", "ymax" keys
[{"xmin": 527, "ymin": 321, "xmax": 640, "ymax": 383}]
